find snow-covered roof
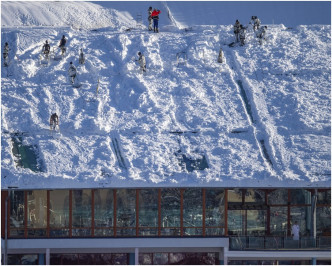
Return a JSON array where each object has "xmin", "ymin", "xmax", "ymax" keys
[{"xmin": 1, "ymin": 1, "xmax": 331, "ymax": 189}]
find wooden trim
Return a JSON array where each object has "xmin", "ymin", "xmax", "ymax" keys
[
  {"xmin": 225, "ymin": 189, "xmax": 228, "ymax": 236},
  {"xmin": 136, "ymin": 189, "xmax": 139, "ymax": 237},
  {"xmin": 158, "ymin": 189, "xmax": 161, "ymax": 237},
  {"xmin": 91, "ymin": 189, "xmax": 95, "ymax": 237},
  {"xmin": 114, "ymin": 189, "xmax": 117, "ymax": 237},
  {"xmin": 47, "ymin": 190, "xmax": 50, "ymax": 238},
  {"xmin": 69, "ymin": 190, "xmax": 72, "ymax": 238},
  {"xmin": 24, "ymin": 191, "xmax": 28, "ymax": 238},
  {"xmin": 202, "ymin": 188, "xmax": 206, "ymax": 237}
]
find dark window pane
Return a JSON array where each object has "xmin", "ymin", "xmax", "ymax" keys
[
  {"xmin": 10, "ymin": 191, "xmax": 25, "ymax": 231},
  {"xmin": 317, "ymin": 206, "xmax": 331, "ymax": 236},
  {"xmin": 270, "ymin": 206, "xmax": 288, "ymax": 236},
  {"xmin": 161, "ymin": 188, "xmax": 180, "ymax": 235},
  {"xmin": 62, "ymin": 254, "xmax": 78, "ymax": 265},
  {"xmin": 94, "ymin": 189, "xmax": 114, "ymax": 228},
  {"xmin": 112, "ymin": 254, "xmax": 128, "ymax": 265},
  {"xmin": 290, "ymin": 189, "xmax": 311, "ymax": 205},
  {"xmin": 72, "ymin": 190, "xmax": 91, "ymax": 228},
  {"xmin": 206, "ymin": 189, "xmax": 225, "ymax": 235},
  {"xmin": 116, "ymin": 189, "xmax": 136, "ymax": 236},
  {"xmin": 317, "ymin": 190, "xmax": 331, "ymax": 205},
  {"xmin": 50, "ymin": 254, "xmax": 62, "ymax": 265},
  {"xmin": 268, "ymin": 189, "xmax": 288, "ymax": 205},
  {"xmin": 290, "ymin": 206, "xmax": 312, "ymax": 237},
  {"xmin": 183, "ymin": 188, "xmax": 202, "ymax": 234},
  {"xmin": 139, "ymin": 189, "xmax": 158, "ymax": 236},
  {"xmin": 228, "ymin": 189, "xmax": 242, "ymax": 203},
  {"xmin": 245, "ymin": 189, "xmax": 265, "ymax": 204}
]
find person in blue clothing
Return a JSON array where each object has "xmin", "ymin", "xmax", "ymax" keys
[{"xmin": 151, "ymin": 8, "xmax": 161, "ymax": 33}]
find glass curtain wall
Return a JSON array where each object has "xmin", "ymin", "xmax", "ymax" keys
[
  {"xmin": 72, "ymin": 189, "xmax": 91, "ymax": 237},
  {"xmin": 116, "ymin": 189, "xmax": 136, "ymax": 236},
  {"xmin": 161, "ymin": 188, "xmax": 181, "ymax": 236},
  {"xmin": 27, "ymin": 190, "xmax": 47, "ymax": 237},
  {"xmin": 205, "ymin": 189, "xmax": 225, "ymax": 235},
  {"xmin": 9, "ymin": 191, "xmax": 25, "ymax": 237},
  {"xmin": 94, "ymin": 189, "xmax": 114, "ymax": 236},
  {"xmin": 183, "ymin": 188, "xmax": 202, "ymax": 236},
  {"xmin": 49, "ymin": 190, "xmax": 69, "ymax": 237},
  {"xmin": 138, "ymin": 189, "xmax": 158, "ymax": 236}
]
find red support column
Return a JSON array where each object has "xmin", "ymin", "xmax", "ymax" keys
[
  {"xmin": 180, "ymin": 189, "xmax": 184, "ymax": 237},
  {"xmin": 47, "ymin": 190, "xmax": 50, "ymax": 238},
  {"xmin": 114, "ymin": 189, "xmax": 117, "ymax": 237},
  {"xmin": 24, "ymin": 191, "xmax": 28, "ymax": 238},
  {"xmin": 202, "ymin": 188, "xmax": 206, "ymax": 237},
  {"xmin": 69, "ymin": 190, "xmax": 72, "ymax": 238},
  {"xmin": 136, "ymin": 189, "xmax": 139, "ymax": 237},
  {"xmin": 225, "ymin": 189, "xmax": 228, "ymax": 236},
  {"xmin": 91, "ymin": 189, "xmax": 95, "ymax": 237},
  {"xmin": 158, "ymin": 189, "xmax": 161, "ymax": 237}
]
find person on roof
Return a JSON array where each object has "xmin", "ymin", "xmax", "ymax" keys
[
  {"xmin": 3, "ymin": 42, "xmax": 9, "ymax": 66},
  {"xmin": 59, "ymin": 35, "xmax": 67, "ymax": 55},
  {"xmin": 234, "ymin": 20, "xmax": 241, "ymax": 42},
  {"xmin": 256, "ymin": 26, "xmax": 267, "ymax": 45},
  {"xmin": 137, "ymin": 52, "xmax": 146, "ymax": 73},
  {"xmin": 250, "ymin": 16, "xmax": 261, "ymax": 31},
  {"xmin": 239, "ymin": 25, "xmax": 246, "ymax": 46},
  {"xmin": 42, "ymin": 40, "xmax": 51, "ymax": 56},
  {"xmin": 151, "ymin": 8, "xmax": 161, "ymax": 33},
  {"xmin": 79, "ymin": 48, "xmax": 85, "ymax": 64},
  {"xmin": 50, "ymin": 113, "xmax": 59, "ymax": 131},
  {"xmin": 68, "ymin": 62, "xmax": 77, "ymax": 83},
  {"xmin": 148, "ymin": 6, "xmax": 153, "ymax": 31}
]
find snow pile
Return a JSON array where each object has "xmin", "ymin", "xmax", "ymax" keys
[{"xmin": 1, "ymin": 2, "xmax": 331, "ymax": 189}]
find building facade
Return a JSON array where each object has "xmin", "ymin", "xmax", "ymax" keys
[{"xmin": 1, "ymin": 188, "xmax": 331, "ymax": 265}]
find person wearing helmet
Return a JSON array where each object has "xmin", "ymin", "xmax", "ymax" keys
[
  {"xmin": 59, "ymin": 35, "xmax": 67, "ymax": 56},
  {"xmin": 233, "ymin": 20, "xmax": 241, "ymax": 42},
  {"xmin": 79, "ymin": 48, "xmax": 85, "ymax": 64},
  {"xmin": 250, "ymin": 16, "xmax": 261, "ymax": 31},
  {"xmin": 151, "ymin": 8, "xmax": 161, "ymax": 33},
  {"xmin": 42, "ymin": 40, "xmax": 50, "ymax": 56},
  {"xmin": 148, "ymin": 7, "xmax": 153, "ymax": 31},
  {"xmin": 239, "ymin": 24, "xmax": 246, "ymax": 46},
  {"xmin": 68, "ymin": 62, "xmax": 77, "ymax": 83},
  {"xmin": 50, "ymin": 113, "xmax": 59, "ymax": 131},
  {"xmin": 137, "ymin": 52, "xmax": 146, "ymax": 73}
]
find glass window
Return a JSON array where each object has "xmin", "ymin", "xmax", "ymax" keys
[
  {"xmin": 183, "ymin": 188, "xmax": 202, "ymax": 235},
  {"xmin": 228, "ymin": 210, "xmax": 244, "ymax": 235},
  {"xmin": 317, "ymin": 206, "xmax": 331, "ymax": 236},
  {"xmin": 9, "ymin": 191, "xmax": 25, "ymax": 237},
  {"xmin": 228, "ymin": 189, "xmax": 242, "ymax": 203},
  {"xmin": 205, "ymin": 189, "xmax": 225, "ymax": 235},
  {"xmin": 61, "ymin": 254, "xmax": 78, "ymax": 265},
  {"xmin": 139, "ymin": 253, "xmax": 152, "ymax": 265},
  {"xmin": 268, "ymin": 189, "xmax": 288, "ymax": 205},
  {"xmin": 290, "ymin": 206, "xmax": 312, "ymax": 237},
  {"xmin": 153, "ymin": 253, "xmax": 168, "ymax": 265},
  {"xmin": 112, "ymin": 254, "xmax": 128, "ymax": 265},
  {"xmin": 161, "ymin": 188, "xmax": 180, "ymax": 236},
  {"xmin": 270, "ymin": 206, "xmax": 288, "ymax": 236},
  {"xmin": 290, "ymin": 189, "xmax": 311, "ymax": 205},
  {"xmin": 94, "ymin": 189, "xmax": 114, "ymax": 237},
  {"xmin": 247, "ymin": 210, "xmax": 266, "ymax": 236},
  {"xmin": 72, "ymin": 190, "xmax": 92, "ymax": 237},
  {"xmin": 27, "ymin": 190, "xmax": 47, "ymax": 237},
  {"xmin": 317, "ymin": 190, "xmax": 331, "ymax": 205},
  {"xmin": 49, "ymin": 190, "xmax": 69, "ymax": 237},
  {"xmin": 244, "ymin": 189, "xmax": 265, "ymax": 204},
  {"xmin": 116, "ymin": 189, "xmax": 136, "ymax": 236},
  {"xmin": 8, "ymin": 254, "xmax": 38, "ymax": 265},
  {"xmin": 138, "ymin": 189, "xmax": 158, "ymax": 236}
]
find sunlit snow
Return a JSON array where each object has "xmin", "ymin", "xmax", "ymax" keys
[{"xmin": 1, "ymin": 1, "xmax": 331, "ymax": 189}]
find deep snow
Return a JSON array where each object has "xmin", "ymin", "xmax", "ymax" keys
[{"xmin": 1, "ymin": 1, "xmax": 331, "ymax": 189}]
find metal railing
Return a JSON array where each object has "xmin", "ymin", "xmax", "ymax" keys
[{"xmin": 229, "ymin": 236, "xmax": 331, "ymax": 250}]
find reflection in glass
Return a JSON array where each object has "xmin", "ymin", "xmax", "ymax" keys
[
  {"xmin": 161, "ymin": 188, "xmax": 180, "ymax": 235},
  {"xmin": 228, "ymin": 210, "xmax": 243, "ymax": 235},
  {"xmin": 290, "ymin": 189, "xmax": 311, "ymax": 205},
  {"xmin": 245, "ymin": 189, "xmax": 265, "ymax": 203},
  {"xmin": 317, "ymin": 206, "xmax": 331, "ymax": 236},
  {"xmin": 49, "ymin": 190, "xmax": 69, "ymax": 237},
  {"xmin": 72, "ymin": 190, "xmax": 91, "ymax": 236},
  {"xmin": 291, "ymin": 206, "xmax": 312, "ymax": 237},
  {"xmin": 317, "ymin": 190, "xmax": 331, "ymax": 204},
  {"xmin": 94, "ymin": 189, "xmax": 114, "ymax": 236},
  {"xmin": 206, "ymin": 189, "xmax": 225, "ymax": 235},
  {"xmin": 270, "ymin": 206, "xmax": 288, "ymax": 236},
  {"xmin": 116, "ymin": 189, "xmax": 136, "ymax": 236},
  {"xmin": 9, "ymin": 191, "xmax": 25, "ymax": 237},
  {"xmin": 228, "ymin": 189, "xmax": 242, "ymax": 203},
  {"xmin": 27, "ymin": 190, "xmax": 47, "ymax": 237},
  {"xmin": 268, "ymin": 189, "xmax": 288, "ymax": 205},
  {"xmin": 183, "ymin": 188, "xmax": 202, "ymax": 235},
  {"xmin": 139, "ymin": 189, "xmax": 158, "ymax": 236},
  {"xmin": 247, "ymin": 210, "xmax": 266, "ymax": 236}
]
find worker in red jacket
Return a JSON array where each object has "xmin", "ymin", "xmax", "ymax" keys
[{"xmin": 151, "ymin": 8, "xmax": 161, "ymax": 33}]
